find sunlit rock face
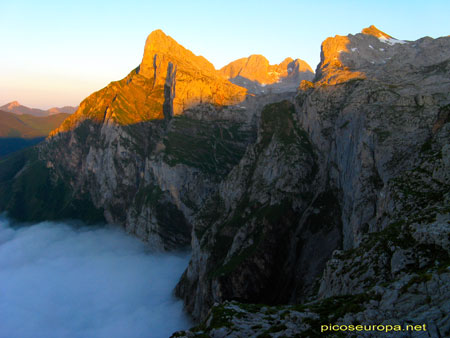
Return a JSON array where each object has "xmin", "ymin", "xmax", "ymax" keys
[
  {"xmin": 220, "ymin": 54, "xmax": 314, "ymax": 94},
  {"xmin": 52, "ymin": 30, "xmax": 248, "ymax": 136},
  {"xmin": 139, "ymin": 29, "xmax": 248, "ymax": 116}
]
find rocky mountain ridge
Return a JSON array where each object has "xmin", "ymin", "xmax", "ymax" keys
[
  {"xmin": 220, "ymin": 54, "xmax": 314, "ymax": 94},
  {"xmin": 0, "ymin": 25, "xmax": 449, "ymax": 337}
]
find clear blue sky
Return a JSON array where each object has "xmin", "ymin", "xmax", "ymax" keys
[{"xmin": 1, "ymin": 0, "xmax": 449, "ymax": 109}]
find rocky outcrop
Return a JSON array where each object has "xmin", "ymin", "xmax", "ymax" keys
[
  {"xmin": 220, "ymin": 55, "xmax": 314, "ymax": 94},
  {"xmin": 173, "ymin": 264, "xmax": 450, "ymax": 337},
  {"xmin": 139, "ymin": 30, "xmax": 247, "ymax": 115}
]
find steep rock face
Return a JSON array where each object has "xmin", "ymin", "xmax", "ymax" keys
[
  {"xmin": 220, "ymin": 55, "xmax": 314, "ymax": 94},
  {"xmin": 174, "ymin": 130, "xmax": 450, "ymax": 335},
  {"xmin": 318, "ymin": 122, "xmax": 450, "ymax": 299},
  {"xmin": 175, "ymin": 26, "xmax": 450, "ymax": 330},
  {"xmin": 0, "ymin": 31, "xmax": 307, "ymax": 253},
  {"xmin": 174, "ymin": 129, "xmax": 450, "ymax": 335},
  {"xmin": 41, "ymin": 103, "xmax": 258, "ymax": 249},
  {"xmin": 176, "ymin": 101, "xmax": 343, "ymax": 320},
  {"xmin": 300, "ymin": 25, "xmax": 450, "ymax": 248},
  {"xmin": 139, "ymin": 30, "xmax": 247, "ymax": 115}
]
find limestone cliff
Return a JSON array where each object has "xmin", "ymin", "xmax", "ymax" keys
[{"xmin": 175, "ymin": 100, "xmax": 342, "ymax": 320}]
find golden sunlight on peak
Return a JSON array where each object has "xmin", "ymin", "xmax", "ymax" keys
[{"xmin": 361, "ymin": 25, "xmax": 392, "ymax": 39}]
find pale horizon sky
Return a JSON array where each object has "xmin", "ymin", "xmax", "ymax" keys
[{"xmin": 1, "ymin": 0, "xmax": 449, "ymax": 109}]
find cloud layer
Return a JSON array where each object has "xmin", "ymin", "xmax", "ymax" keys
[{"xmin": 0, "ymin": 216, "xmax": 191, "ymax": 338}]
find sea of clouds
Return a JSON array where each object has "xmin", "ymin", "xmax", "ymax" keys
[{"xmin": 0, "ymin": 216, "xmax": 191, "ymax": 338}]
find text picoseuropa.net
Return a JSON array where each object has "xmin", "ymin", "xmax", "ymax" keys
[{"xmin": 321, "ymin": 323, "xmax": 427, "ymax": 333}]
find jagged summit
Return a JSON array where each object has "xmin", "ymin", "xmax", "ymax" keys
[
  {"xmin": 52, "ymin": 29, "xmax": 315, "ymax": 136},
  {"xmin": 139, "ymin": 29, "xmax": 247, "ymax": 114},
  {"xmin": 140, "ymin": 29, "xmax": 217, "ymax": 78},
  {"xmin": 52, "ymin": 29, "xmax": 247, "ymax": 135},
  {"xmin": 220, "ymin": 54, "xmax": 314, "ymax": 94}
]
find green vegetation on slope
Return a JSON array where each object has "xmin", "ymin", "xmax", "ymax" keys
[
  {"xmin": 163, "ymin": 115, "xmax": 256, "ymax": 178},
  {"xmin": 0, "ymin": 148, "xmax": 104, "ymax": 223},
  {"xmin": 199, "ymin": 101, "xmax": 318, "ymax": 280}
]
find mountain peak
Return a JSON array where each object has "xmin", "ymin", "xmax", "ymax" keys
[
  {"xmin": 247, "ymin": 54, "xmax": 269, "ymax": 63},
  {"xmin": 7, "ymin": 101, "xmax": 20, "ymax": 109},
  {"xmin": 53, "ymin": 30, "xmax": 248, "ymax": 134},
  {"xmin": 361, "ymin": 25, "xmax": 392, "ymax": 39},
  {"xmin": 140, "ymin": 29, "xmax": 217, "ymax": 79},
  {"xmin": 279, "ymin": 57, "xmax": 294, "ymax": 66},
  {"xmin": 143, "ymin": 29, "xmax": 178, "ymax": 54},
  {"xmin": 148, "ymin": 29, "xmax": 166, "ymax": 38},
  {"xmin": 220, "ymin": 55, "xmax": 314, "ymax": 94}
]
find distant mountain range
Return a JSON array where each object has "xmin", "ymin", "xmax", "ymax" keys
[
  {"xmin": 0, "ymin": 110, "xmax": 70, "ymax": 138},
  {"xmin": 0, "ymin": 101, "xmax": 77, "ymax": 117},
  {"xmin": 0, "ymin": 107, "xmax": 72, "ymax": 157}
]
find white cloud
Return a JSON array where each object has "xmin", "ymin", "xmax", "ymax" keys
[{"xmin": 0, "ymin": 216, "xmax": 191, "ymax": 338}]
